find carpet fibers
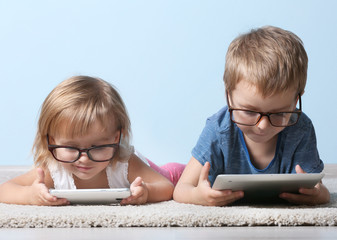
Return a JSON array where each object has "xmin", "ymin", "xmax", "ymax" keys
[{"xmin": 0, "ymin": 170, "xmax": 336, "ymax": 228}]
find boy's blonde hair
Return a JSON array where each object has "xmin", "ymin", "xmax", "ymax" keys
[
  {"xmin": 223, "ymin": 26, "xmax": 308, "ymax": 97},
  {"xmin": 33, "ymin": 76, "xmax": 132, "ymax": 167}
]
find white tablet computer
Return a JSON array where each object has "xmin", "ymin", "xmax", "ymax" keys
[
  {"xmin": 212, "ymin": 173, "xmax": 324, "ymax": 201},
  {"xmin": 49, "ymin": 188, "xmax": 131, "ymax": 205}
]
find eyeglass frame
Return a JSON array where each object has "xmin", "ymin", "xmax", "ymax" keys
[
  {"xmin": 226, "ymin": 92, "xmax": 302, "ymax": 127},
  {"xmin": 47, "ymin": 129, "xmax": 122, "ymax": 163}
]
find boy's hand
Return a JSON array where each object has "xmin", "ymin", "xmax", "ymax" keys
[
  {"xmin": 279, "ymin": 165, "xmax": 330, "ymax": 205},
  {"xmin": 30, "ymin": 168, "xmax": 69, "ymax": 206},
  {"xmin": 120, "ymin": 177, "xmax": 149, "ymax": 205},
  {"xmin": 195, "ymin": 162, "xmax": 244, "ymax": 206}
]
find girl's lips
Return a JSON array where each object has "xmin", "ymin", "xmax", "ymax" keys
[{"xmin": 76, "ymin": 166, "xmax": 92, "ymax": 171}]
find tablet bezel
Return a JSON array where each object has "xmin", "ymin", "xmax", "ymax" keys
[
  {"xmin": 49, "ymin": 188, "xmax": 131, "ymax": 204},
  {"xmin": 212, "ymin": 173, "xmax": 324, "ymax": 200}
]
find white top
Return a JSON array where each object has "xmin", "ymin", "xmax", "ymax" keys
[
  {"xmin": 48, "ymin": 161, "xmax": 130, "ymax": 189},
  {"xmin": 48, "ymin": 150, "xmax": 148, "ymax": 189}
]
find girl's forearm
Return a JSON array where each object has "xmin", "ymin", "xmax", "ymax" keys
[
  {"xmin": 0, "ymin": 182, "xmax": 32, "ymax": 205},
  {"xmin": 146, "ymin": 181, "xmax": 174, "ymax": 203}
]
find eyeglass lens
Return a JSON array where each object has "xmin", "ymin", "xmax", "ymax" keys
[
  {"xmin": 52, "ymin": 146, "xmax": 117, "ymax": 162},
  {"xmin": 231, "ymin": 110, "xmax": 299, "ymax": 127}
]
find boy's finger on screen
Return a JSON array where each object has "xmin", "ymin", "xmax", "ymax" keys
[
  {"xmin": 209, "ymin": 191, "xmax": 243, "ymax": 206},
  {"xmin": 232, "ymin": 191, "xmax": 244, "ymax": 200},
  {"xmin": 279, "ymin": 192, "xmax": 307, "ymax": 204},
  {"xmin": 210, "ymin": 188, "xmax": 240, "ymax": 199},
  {"xmin": 299, "ymin": 187, "xmax": 319, "ymax": 196}
]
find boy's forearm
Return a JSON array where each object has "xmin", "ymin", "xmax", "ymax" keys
[
  {"xmin": 173, "ymin": 183, "xmax": 200, "ymax": 205},
  {"xmin": 319, "ymin": 183, "xmax": 330, "ymax": 204}
]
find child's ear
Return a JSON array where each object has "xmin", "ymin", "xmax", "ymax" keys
[
  {"xmin": 47, "ymin": 135, "xmax": 56, "ymax": 145},
  {"xmin": 225, "ymin": 91, "xmax": 232, "ymax": 106},
  {"xmin": 298, "ymin": 90, "xmax": 304, "ymax": 100},
  {"xmin": 295, "ymin": 92, "xmax": 303, "ymax": 105},
  {"xmin": 114, "ymin": 129, "xmax": 122, "ymax": 143}
]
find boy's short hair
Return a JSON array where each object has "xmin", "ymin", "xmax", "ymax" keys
[{"xmin": 223, "ymin": 26, "xmax": 308, "ymax": 97}]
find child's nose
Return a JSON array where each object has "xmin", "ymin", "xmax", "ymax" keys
[
  {"xmin": 77, "ymin": 152, "xmax": 91, "ymax": 162},
  {"xmin": 256, "ymin": 115, "xmax": 271, "ymax": 129}
]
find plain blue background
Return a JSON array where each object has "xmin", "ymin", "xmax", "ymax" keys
[{"xmin": 1, "ymin": 0, "xmax": 336, "ymax": 166}]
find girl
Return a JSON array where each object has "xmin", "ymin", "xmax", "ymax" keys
[{"xmin": 0, "ymin": 76, "xmax": 184, "ymax": 206}]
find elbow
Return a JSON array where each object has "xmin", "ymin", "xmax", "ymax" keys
[{"xmin": 172, "ymin": 184, "xmax": 184, "ymax": 203}]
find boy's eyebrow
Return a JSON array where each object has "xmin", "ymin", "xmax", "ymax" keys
[
  {"xmin": 234, "ymin": 102, "xmax": 259, "ymax": 111},
  {"xmin": 234, "ymin": 102, "xmax": 294, "ymax": 112}
]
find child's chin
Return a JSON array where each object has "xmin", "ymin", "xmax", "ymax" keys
[
  {"xmin": 246, "ymin": 133, "xmax": 276, "ymax": 143},
  {"xmin": 73, "ymin": 171, "xmax": 95, "ymax": 180}
]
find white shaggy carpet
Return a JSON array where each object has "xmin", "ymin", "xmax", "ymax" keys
[{"xmin": 0, "ymin": 166, "xmax": 336, "ymax": 228}]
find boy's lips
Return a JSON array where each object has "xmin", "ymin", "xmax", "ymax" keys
[
  {"xmin": 254, "ymin": 132, "xmax": 266, "ymax": 136},
  {"xmin": 253, "ymin": 130, "xmax": 269, "ymax": 136}
]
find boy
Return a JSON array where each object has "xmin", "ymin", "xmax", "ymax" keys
[{"xmin": 173, "ymin": 26, "xmax": 330, "ymax": 206}]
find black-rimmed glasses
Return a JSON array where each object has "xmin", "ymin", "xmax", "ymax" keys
[
  {"xmin": 47, "ymin": 130, "xmax": 121, "ymax": 163},
  {"xmin": 226, "ymin": 93, "xmax": 302, "ymax": 127}
]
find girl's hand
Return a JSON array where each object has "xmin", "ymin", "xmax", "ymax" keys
[
  {"xmin": 120, "ymin": 177, "xmax": 149, "ymax": 205},
  {"xmin": 30, "ymin": 168, "xmax": 69, "ymax": 206},
  {"xmin": 194, "ymin": 162, "xmax": 244, "ymax": 206},
  {"xmin": 279, "ymin": 165, "xmax": 330, "ymax": 205}
]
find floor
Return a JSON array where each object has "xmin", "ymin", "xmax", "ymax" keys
[
  {"xmin": 0, "ymin": 164, "xmax": 336, "ymax": 240},
  {"xmin": 1, "ymin": 227, "xmax": 337, "ymax": 240}
]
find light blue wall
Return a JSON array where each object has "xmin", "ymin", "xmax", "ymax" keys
[{"xmin": 1, "ymin": 0, "xmax": 336, "ymax": 166}]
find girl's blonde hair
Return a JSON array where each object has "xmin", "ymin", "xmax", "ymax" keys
[
  {"xmin": 224, "ymin": 26, "xmax": 308, "ymax": 97},
  {"xmin": 32, "ymin": 76, "xmax": 132, "ymax": 167}
]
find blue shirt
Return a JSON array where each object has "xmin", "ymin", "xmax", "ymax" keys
[{"xmin": 192, "ymin": 107, "xmax": 324, "ymax": 186}]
